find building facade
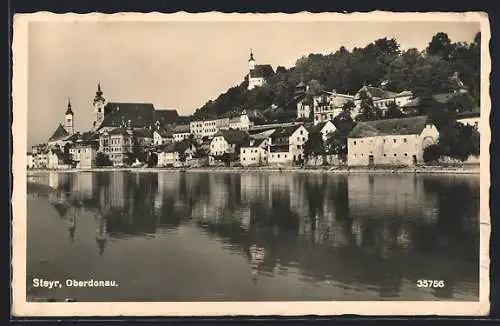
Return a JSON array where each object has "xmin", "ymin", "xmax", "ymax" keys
[
  {"xmin": 313, "ymin": 91, "xmax": 355, "ymax": 125},
  {"xmin": 347, "ymin": 116, "xmax": 439, "ymax": 167},
  {"xmin": 239, "ymin": 138, "xmax": 269, "ymax": 166},
  {"xmin": 190, "ymin": 117, "xmax": 230, "ymax": 138}
]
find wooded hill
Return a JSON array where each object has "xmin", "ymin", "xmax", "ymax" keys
[{"xmin": 194, "ymin": 32, "xmax": 480, "ymax": 119}]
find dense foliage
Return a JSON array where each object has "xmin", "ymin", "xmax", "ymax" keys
[{"xmin": 194, "ymin": 32, "xmax": 480, "ymax": 118}]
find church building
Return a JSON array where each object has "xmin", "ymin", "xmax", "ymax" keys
[{"xmin": 247, "ymin": 50, "xmax": 274, "ymax": 90}]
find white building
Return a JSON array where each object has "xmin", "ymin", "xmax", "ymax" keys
[
  {"xmin": 172, "ymin": 124, "xmax": 191, "ymax": 142},
  {"xmin": 353, "ymin": 86, "xmax": 414, "ymax": 114},
  {"xmin": 190, "ymin": 117, "xmax": 230, "ymax": 138},
  {"xmin": 240, "ymin": 138, "xmax": 270, "ymax": 166},
  {"xmin": 27, "ymin": 152, "xmax": 34, "ymax": 169},
  {"xmin": 74, "ymin": 143, "xmax": 98, "ymax": 168},
  {"xmin": 269, "ymin": 124, "xmax": 309, "ymax": 163},
  {"xmin": 48, "ymin": 149, "xmax": 71, "ymax": 170},
  {"xmin": 247, "ymin": 50, "xmax": 274, "ymax": 90},
  {"xmin": 313, "ymin": 90, "xmax": 355, "ymax": 125},
  {"xmin": 209, "ymin": 129, "xmax": 250, "ymax": 165},
  {"xmin": 457, "ymin": 110, "xmax": 480, "ymax": 131},
  {"xmin": 309, "ymin": 120, "xmax": 336, "ymax": 142},
  {"xmin": 347, "ymin": 115, "xmax": 439, "ymax": 167},
  {"xmin": 268, "ymin": 145, "xmax": 294, "ymax": 165},
  {"xmin": 228, "ymin": 110, "xmax": 254, "ymax": 130},
  {"xmin": 153, "ymin": 129, "xmax": 174, "ymax": 146},
  {"xmin": 156, "ymin": 140, "xmax": 196, "ymax": 167}
]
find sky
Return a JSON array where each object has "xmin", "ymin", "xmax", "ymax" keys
[{"xmin": 27, "ymin": 20, "xmax": 480, "ymax": 147}]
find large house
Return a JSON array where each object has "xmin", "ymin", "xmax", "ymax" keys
[
  {"xmin": 228, "ymin": 110, "xmax": 254, "ymax": 130},
  {"xmin": 91, "ymin": 83, "xmax": 179, "ymax": 132},
  {"xmin": 153, "ymin": 128, "xmax": 174, "ymax": 146},
  {"xmin": 353, "ymin": 86, "xmax": 414, "ymax": 114},
  {"xmin": 268, "ymin": 124, "xmax": 309, "ymax": 164},
  {"xmin": 99, "ymin": 128, "xmax": 134, "ymax": 166},
  {"xmin": 172, "ymin": 124, "xmax": 191, "ymax": 142},
  {"xmin": 346, "ymin": 115, "xmax": 439, "ymax": 167},
  {"xmin": 190, "ymin": 117, "xmax": 230, "ymax": 139},
  {"xmin": 209, "ymin": 129, "xmax": 250, "ymax": 165},
  {"xmin": 247, "ymin": 50, "xmax": 274, "ymax": 90},
  {"xmin": 313, "ymin": 90, "xmax": 355, "ymax": 125},
  {"xmin": 240, "ymin": 137, "xmax": 270, "ymax": 166},
  {"xmin": 156, "ymin": 139, "xmax": 197, "ymax": 167}
]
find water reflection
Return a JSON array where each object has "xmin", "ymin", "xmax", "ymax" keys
[{"xmin": 27, "ymin": 171, "xmax": 480, "ymax": 301}]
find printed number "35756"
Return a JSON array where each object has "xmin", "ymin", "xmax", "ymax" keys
[{"xmin": 416, "ymin": 280, "xmax": 445, "ymax": 288}]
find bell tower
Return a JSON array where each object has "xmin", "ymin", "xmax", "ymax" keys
[
  {"xmin": 93, "ymin": 82, "xmax": 106, "ymax": 130},
  {"xmin": 248, "ymin": 49, "xmax": 256, "ymax": 70},
  {"xmin": 65, "ymin": 98, "xmax": 74, "ymax": 134}
]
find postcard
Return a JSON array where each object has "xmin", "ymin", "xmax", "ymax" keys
[{"xmin": 11, "ymin": 11, "xmax": 491, "ymax": 317}]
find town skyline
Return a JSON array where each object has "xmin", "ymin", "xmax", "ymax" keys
[{"xmin": 28, "ymin": 20, "xmax": 479, "ymax": 147}]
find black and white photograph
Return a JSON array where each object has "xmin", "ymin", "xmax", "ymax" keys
[{"xmin": 12, "ymin": 12, "xmax": 490, "ymax": 316}]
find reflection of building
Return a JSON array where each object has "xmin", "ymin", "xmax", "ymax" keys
[
  {"xmin": 249, "ymin": 244, "xmax": 266, "ymax": 283},
  {"xmin": 95, "ymin": 212, "xmax": 108, "ymax": 255},
  {"xmin": 347, "ymin": 174, "xmax": 438, "ymax": 220},
  {"xmin": 67, "ymin": 207, "xmax": 77, "ymax": 242}
]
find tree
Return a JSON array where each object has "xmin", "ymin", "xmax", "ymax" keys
[
  {"xmin": 95, "ymin": 153, "xmax": 112, "ymax": 167},
  {"xmin": 147, "ymin": 152, "xmax": 158, "ymax": 167},
  {"xmin": 423, "ymin": 144, "xmax": 443, "ymax": 164},
  {"xmin": 427, "ymin": 32, "xmax": 455, "ymax": 60},
  {"xmin": 384, "ymin": 102, "xmax": 404, "ymax": 119},
  {"xmin": 437, "ymin": 122, "xmax": 480, "ymax": 161},
  {"xmin": 303, "ymin": 131, "xmax": 325, "ymax": 164},
  {"xmin": 356, "ymin": 90, "xmax": 382, "ymax": 121},
  {"xmin": 341, "ymin": 100, "xmax": 356, "ymax": 118}
]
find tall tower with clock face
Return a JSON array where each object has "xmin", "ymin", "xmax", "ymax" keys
[{"xmin": 93, "ymin": 82, "xmax": 106, "ymax": 130}]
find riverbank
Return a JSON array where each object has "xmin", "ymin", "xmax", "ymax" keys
[{"xmin": 27, "ymin": 164, "xmax": 480, "ymax": 175}]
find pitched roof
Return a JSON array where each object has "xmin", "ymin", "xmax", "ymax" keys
[
  {"xmin": 401, "ymin": 92, "xmax": 457, "ymax": 108},
  {"xmin": 108, "ymin": 127, "xmax": 134, "ymax": 136},
  {"xmin": 272, "ymin": 124, "xmax": 304, "ymax": 138},
  {"xmin": 172, "ymin": 124, "xmax": 190, "ymax": 133},
  {"xmin": 269, "ymin": 144, "xmax": 290, "ymax": 153},
  {"xmin": 355, "ymin": 86, "xmax": 396, "ymax": 100},
  {"xmin": 49, "ymin": 123, "xmax": 70, "ymax": 141},
  {"xmin": 249, "ymin": 64, "xmax": 274, "ymax": 79},
  {"xmin": 348, "ymin": 116, "xmax": 430, "ymax": 138},
  {"xmin": 175, "ymin": 139, "xmax": 195, "ymax": 153},
  {"xmin": 134, "ymin": 129, "xmax": 153, "ymax": 138},
  {"xmin": 310, "ymin": 121, "xmax": 334, "ymax": 133},
  {"xmin": 154, "ymin": 109, "xmax": 179, "ymax": 125},
  {"xmin": 457, "ymin": 108, "xmax": 480, "ymax": 119},
  {"xmin": 214, "ymin": 129, "xmax": 250, "ymax": 145},
  {"xmin": 100, "ymin": 102, "xmax": 155, "ymax": 128}
]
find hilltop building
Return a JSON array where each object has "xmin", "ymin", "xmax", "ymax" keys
[{"xmin": 247, "ymin": 50, "xmax": 274, "ymax": 90}]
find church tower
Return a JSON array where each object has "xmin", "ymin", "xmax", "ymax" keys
[
  {"xmin": 64, "ymin": 98, "xmax": 74, "ymax": 134},
  {"xmin": 93, "ymin": 82, "xmax": 106, "ymax": 130},
  {"xmin": 248, "ymin": 49, "xmax": 256, "ymax": 70}
]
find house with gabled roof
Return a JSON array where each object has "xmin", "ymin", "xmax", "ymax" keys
[
  {"xmin": 172, "ymin": 124, "xmax": 191, "ymax": 142},
  {"xmin": 347, "ymin": 115, "xmax": 439, "ymax": 167},
  {"xmin": 308, "ymin": 120, "xmax": 336, "ymax": 142},
  {"xmin": 209, "ymin": 129, "xmax": 250, "ymax": 165},
  {"xmin": 269, "ymin": 124, "xmax": 309, "ymax": 164}
]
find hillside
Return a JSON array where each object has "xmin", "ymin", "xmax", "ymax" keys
[{"xmin": 194, "ymin": 32, "xmax": 480, "ymax": 119}]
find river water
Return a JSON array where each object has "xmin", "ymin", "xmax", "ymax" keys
[{"xmin": 26, "ymin": 170, "xmax": 479, "ymax": 301}]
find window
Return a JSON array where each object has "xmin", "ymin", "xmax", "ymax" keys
[
  {"xmin": 404, "ymin": 153, "xmax": 408, "ymax": 156},
  {"xmin": 300, "ymin": 130, "xmax": 303, "ymax": 135},
  {"xmin": 354, "ymin": 141, "xmax": 356, "ymax": 145},
  {"xmin": 297, "ymin": 145, "xmax": 300, "ymax": 149},
  {"xmin": 393, "ymin": 139, "xmax": 397, "ymax": 143},
  {"xmin": 383, "ymin": 139, "xmax": 386, "ymax": 143},
  {"xmin": 394, "ymin": 153, "xmax": 397, "ymax": 157},
  {"xmin": 243, "ymin": 158, "xmax": 246, "ymax": 161},
  {"xmin": 243, "ymin": 149, "xmax": 246, "ymax": 153},
  {"xmin": 277, "ymin": 154, "xmax": 280, "ymax": 158},
  {"xmin": 383, "ymin": 154, "xmax": 387, "ymax": 157},
  {"xmin": 302, "ymin": 137, "xmax": 305, "ymax": 141},
  {"xmin": 284, "ymin": 154, "xmax": 287, "ymax": 158},
  {"xmin": 403, "ymin": 138, "xmax": 407, "ymax": 143}
]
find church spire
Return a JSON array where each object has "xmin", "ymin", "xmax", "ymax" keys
[
  {"xmin": 65, "ymin": 97, "xmax": 73, "ymax": 115},
  {"xmin": 249, "ymin": 48, "xmax": 255, "ymax": 62}
]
